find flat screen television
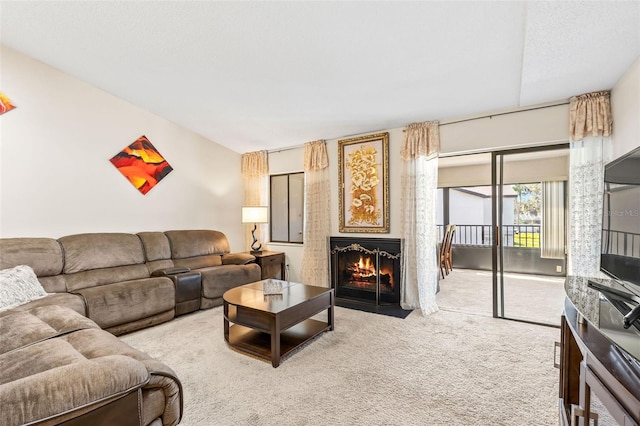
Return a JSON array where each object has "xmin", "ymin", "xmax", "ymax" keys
[{"xmin": 600, "ymin": 145, "xmax": 640, "ymax": 294}]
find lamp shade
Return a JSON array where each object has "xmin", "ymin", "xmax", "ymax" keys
[{"xmin": 242, "ymin": 206, "xmax": 269, "ymax": 224}]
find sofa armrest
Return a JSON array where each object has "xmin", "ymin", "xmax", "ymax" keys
[
  {"xmin": 222, "ymin": 253, "xmax": 256, "ymax": 265},
  {"xmin": 142, "ymin": 359, "xmax": 184, "ymax": 426},
  {"xmin": 0, "ymin": 355, "xmax": 148, "ymax": 426},
  {"xmin": 151, "ymin": 267, "xmax": 191, "ymax": 277}
]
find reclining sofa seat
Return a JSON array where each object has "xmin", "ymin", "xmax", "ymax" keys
[
  {"xmin": 163, "ymin": 230, "xmax": 261, "ymax": 309},
  {"xmin": 0, "ymin": 305, "xmax": 182, "ymax": 426},
  {"xmin": 0, "ymin": 237, "xmax": 85, "ymax": 316},
  {"xmin": 58, "ymin": 233, "xmax": 175, "ymax": 336}
]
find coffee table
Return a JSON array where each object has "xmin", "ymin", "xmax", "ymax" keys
[{"xmin": 223, "ymin": 280, "xmax": 334, "ymax": 367}]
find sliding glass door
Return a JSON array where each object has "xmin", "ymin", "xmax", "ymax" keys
[{"xmin": 491, "ymin": 146, "xmax": 568, "ymax": 326}]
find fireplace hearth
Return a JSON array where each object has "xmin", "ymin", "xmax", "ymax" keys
[{"xmin": 330, "ymin": 237, "xmax": 401, "ymax": 307}]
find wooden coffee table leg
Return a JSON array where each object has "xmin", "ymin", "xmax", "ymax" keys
[
  {"xmin": 223, "ymin": 302, "xmax": 230, "ymax": 341},
  {"xmin": 327, "ymin": 303, "xmax": 334, "ymax": 331},
  {"xmin": 271, "ymin": 315, "xmax": 281, "ymax": 367}
]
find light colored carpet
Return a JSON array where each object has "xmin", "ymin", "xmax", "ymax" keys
[
  {"xmin": 437, "ymin": 268, "xmax": 566, "ymax": 326},
  {"xmin": 121, "ymin": 305, "xmax": 561, "ymax": 425}
]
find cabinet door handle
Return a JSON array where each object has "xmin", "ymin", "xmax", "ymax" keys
[{"xmin": 554, "ymin": 341, "xmax": 561, "ymax": 368}]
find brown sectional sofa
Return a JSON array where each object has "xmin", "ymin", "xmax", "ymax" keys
[{"xmin": 0, "ymin": 229, "xmax": 262, "ymax": 426}]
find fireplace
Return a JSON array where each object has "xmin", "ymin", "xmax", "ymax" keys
[{"xmin": 330, "ymin": 237, "xmax": 401, "ymax": 306}]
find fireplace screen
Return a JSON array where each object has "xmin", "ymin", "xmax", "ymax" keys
[{"xmin": 330, "ymin": 237, "xmax": 401, "ymax": 305}]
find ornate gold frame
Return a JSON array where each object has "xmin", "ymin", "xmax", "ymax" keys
[{"xmin": 338, "ymin": 132, "xmax": 389, "ymax": 233}]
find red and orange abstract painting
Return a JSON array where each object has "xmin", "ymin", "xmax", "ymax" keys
[
  {"xmin": 110, "ymin": 135, "xmax": 173, "ymax": 195},
  {"xmin": 0, "ymin": 91, "xmax": 16, "ymax": 115}
]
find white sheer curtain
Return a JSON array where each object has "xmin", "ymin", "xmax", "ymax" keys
[
  {"xmin": 300, "ymin": 140, "xmax": 331, "ymax": 288},
  {"xmin": 540, "ymin": 181, "xmax": 565, "ymax": 259},
  {"xmin": 241, "ymin": 151, "xmax": 269, "ymax": 251},
  {"xmin": 400, "ymin": 121, "xmax": 440, "ymax": 314},
  {"xmin": 568, "ymin": 138, "xmax": 609, "ymax": 276},
  {"xmin": 568, "ymin": 91, "xmax": 612, "ymax": 277}
]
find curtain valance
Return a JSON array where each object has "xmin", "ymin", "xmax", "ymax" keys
[
  {"xmin": 401, "ymin": 121, "xmax": 440, "ymax": 161},
  {"xmin": 569, "ymin": 90, "xmax": 612, "ymax": 141},
  {"xmin": 304, "ymin": 140, "xmax": 328, "ymax": 171},
  {"xmin": 241, "ymin": 150, "xmax": 269, "ymax": 251},
  {"xmin": 241, "ymin": 151, "xmax": 268, "ymax": 178}
]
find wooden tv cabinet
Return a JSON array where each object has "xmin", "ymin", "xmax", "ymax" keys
[{"xmin": 560, "ymin": 295, "xmax": 640, "ymax": 425}]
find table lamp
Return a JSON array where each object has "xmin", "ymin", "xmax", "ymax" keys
[{"xmin": 242, "ymin": 206, "xmax": 269, "ymax": 254}]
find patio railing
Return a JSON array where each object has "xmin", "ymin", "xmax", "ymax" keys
[
  {"xmin": 437, "ymin": 226, "xmax": 639, "ymax": 253},
  {"xmin": 437, "ymin": 224, "xmax": 541, "ymax": 248},
  {"xmin": 603, "ymin": 230, "xmax": 640, "ymax": 258}
]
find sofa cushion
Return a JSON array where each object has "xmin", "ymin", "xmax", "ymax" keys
[
  {"xmin": 0, "ymin": 238, "xmax": 66, "ymax": 292},
  {"xmin": 200, "ymin": 264, "xmax": 261, "ymax": 299},
  {"xmin": 0, "ymin": 331, "xmax": 149, "ymax": 426},
  {"xmin": 0, "ymin": 292, "xmax": 87, "ymax": 318},
  {"xmin": 64, "ymin": 264, "xmax": 150, "ymax": 292},
  {"xmin": 37, "ymin": 275, "xmax": 68, "ymax": 294},
  {"xmin": 173, "ymin": 254, "xmax": 223, "ymax": 270},
  {"xmin": 0, "ymin": 305, "xmax": 98, "ymax": 355},
  {"xmin": 138, "ymin": 232, "xmax": 172, "ymax": 262},
  {"xmin": 138, "ymin": 232, "xmax": 176, "ymax": 274},
  {"xmin": 105, "ymin": 311, "xmax": 175, "ymax": 336},
  {"xmin": 66, "ymin": 329, "xmax": 183, "ymax": 426},
  {"xmin": 75, "ymin": 278, "xmax": 175, "ymax": 329},
  {"xmin": 0, "ymin": 265, "xmax": 48, "ymax": 312},
  {"xmin": 145, "ymin": 259, "xmax": 175, "ymax": 274},
  {"xmin": 222, "ymin": 253, "xmax": 256, "ymax": 265},
  {"xmin": 0, "ymin": 311, "xmax": 182, "ymax": 426},
  {"xmin": 165, "ymin": 230, "xmax": 230, "ymax": 258},
  {"xmin": 0, "ymin": 237, "xmax": 63, "ymax": 277},
  {"xmin": 59, "ymin": 233, "xmax": 145, "ymax": 274}
]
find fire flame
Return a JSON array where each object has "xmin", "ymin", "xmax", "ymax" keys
[
  {"xmin": 346, "ymin": 256, "xmax": 376, "ymax": 280},
  {"xmin": 347, "ymin": 256, "xmax": 393, "ymax": 286}
]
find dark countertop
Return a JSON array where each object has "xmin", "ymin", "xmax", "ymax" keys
[{"xmin": 565, "ymin": 275, "xmax": 640, "ymax": 362}]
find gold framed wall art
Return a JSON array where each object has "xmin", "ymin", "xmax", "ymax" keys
[{"xmin": 338, "ymin": 132, "xmax": 389, "ymax": 233}]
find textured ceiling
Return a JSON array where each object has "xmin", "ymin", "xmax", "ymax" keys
[{"xmin": 1, "ymin": 1, "xmax": 638, "ymax": 154}]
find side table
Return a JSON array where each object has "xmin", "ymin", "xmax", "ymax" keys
[{"xmin": 251, "ymin": 251, "xmax": 286, "ymax": 280}]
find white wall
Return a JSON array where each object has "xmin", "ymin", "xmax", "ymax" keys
[
  {"xmin": 0, "ymin": 47, "xmax": 245, "ymax": 250},
  {"xmin": 268, "ymin": 105, "xmax": 572, "ymax": 280},
  {"xmin": 611, "ymin": 56, "xmax": 640, "ymax": 161},
  {"xmin": 266, "ymin": 59, "xmax": 638, "ymax": 282}
]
